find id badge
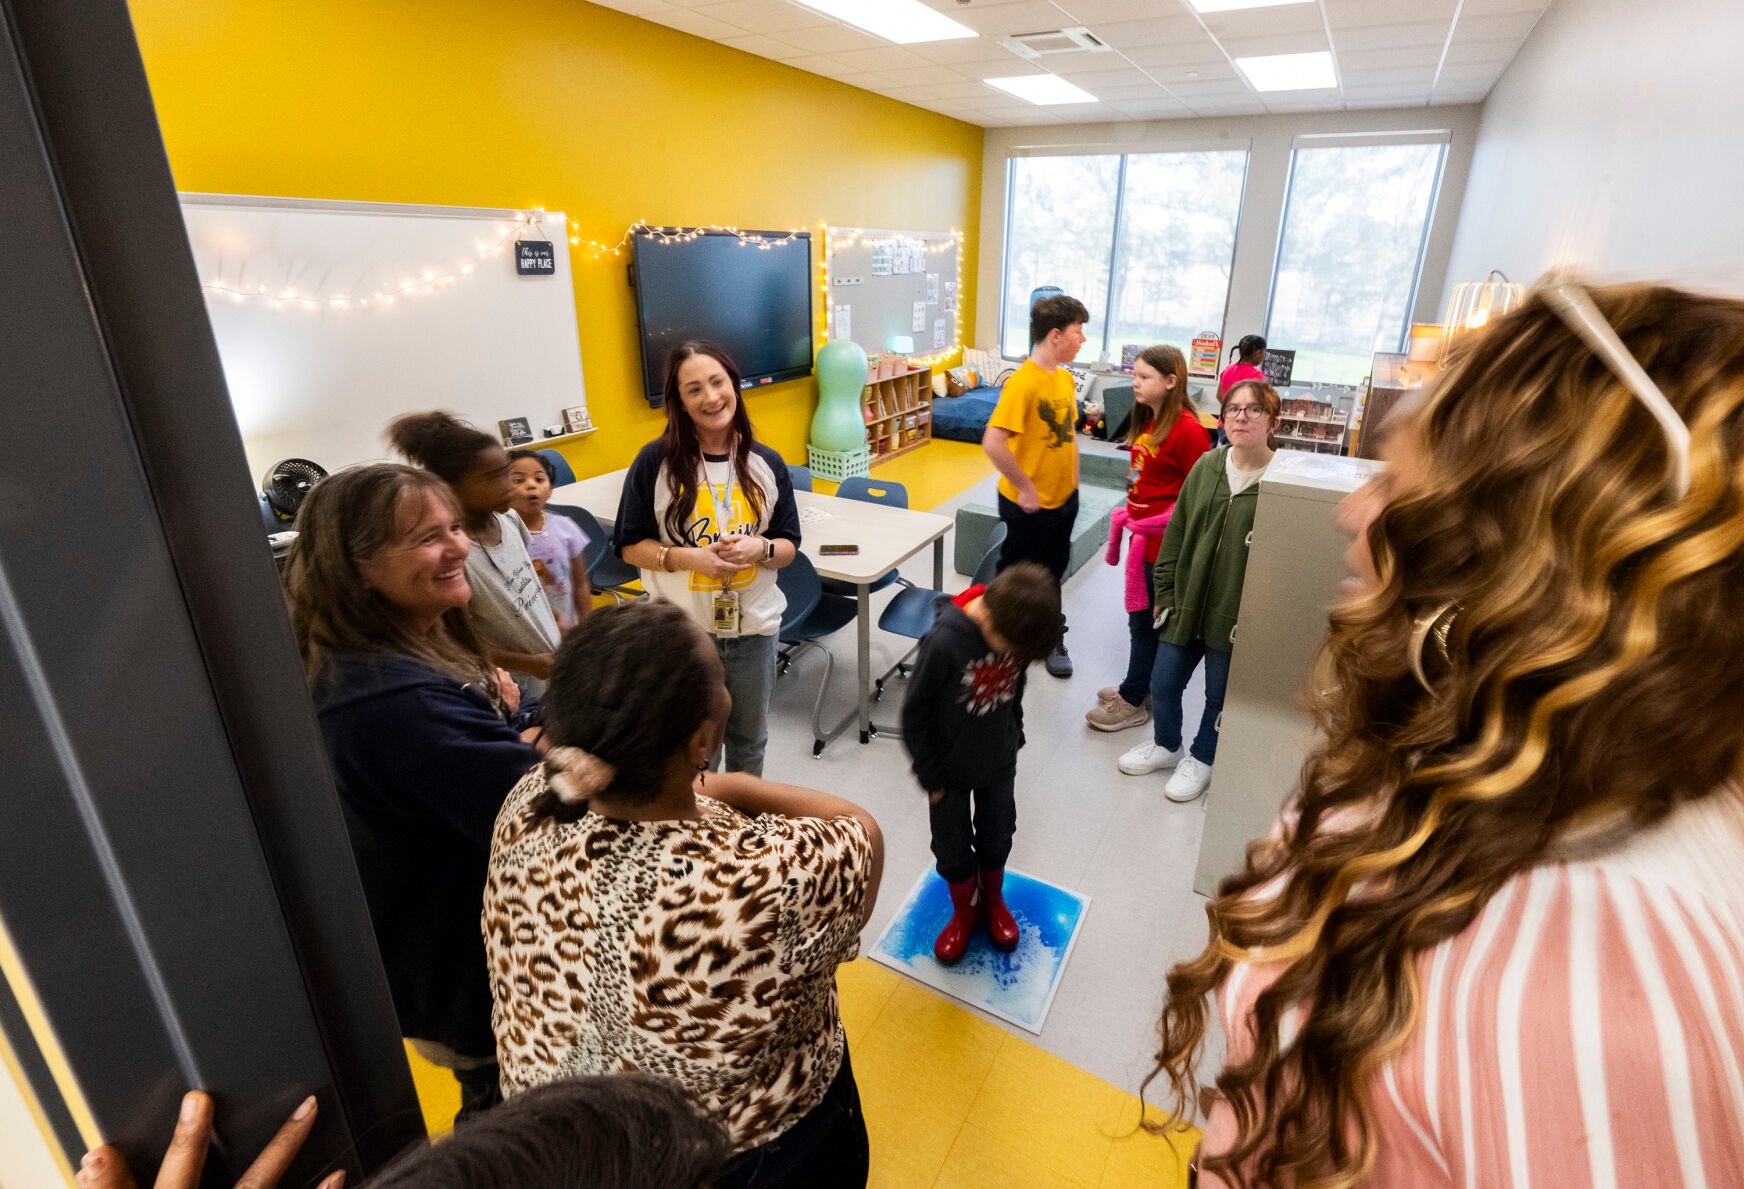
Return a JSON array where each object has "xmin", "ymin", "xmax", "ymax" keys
[{"xmin": 712, "ymin": 588, "xmax": 742, "ymax": 638}]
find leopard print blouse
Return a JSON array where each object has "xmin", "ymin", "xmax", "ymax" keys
[{"xmin": 483, "ymin": 768, "xmax": 872, "ymax": 1151}]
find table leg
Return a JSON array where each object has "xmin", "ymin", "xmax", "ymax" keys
[
  {"xmin": 857, "ymin": 582, "xmax": 872, "ymax": 743},
  {"xmin": 933, "ymin": 536, "xmax": 945, "ymax": 589}
]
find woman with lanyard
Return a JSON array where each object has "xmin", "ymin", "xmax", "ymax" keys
[{"xmin": 613, "ymin": 341, "xmax": 800, "ymax": 776}]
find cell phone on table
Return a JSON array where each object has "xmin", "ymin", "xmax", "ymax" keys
[{"xmin": 819, "ymin": 544, "xmax": 860, "ymax": 556}]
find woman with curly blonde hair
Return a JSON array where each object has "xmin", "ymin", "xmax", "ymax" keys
[{"xmin": 1149, "ymin": 282, "xmax": 1744, "ymax": 1188}]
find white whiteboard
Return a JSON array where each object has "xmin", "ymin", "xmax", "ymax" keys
[
  {"xmin": 824, "ymin": 226, "xmax": 960, "ymax": 359},
  {"xmin": 180, "ymin": 194, "xmax": 587, "ymax": 484}
]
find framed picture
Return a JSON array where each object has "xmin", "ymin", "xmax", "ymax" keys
[
  {"xmin": 562, "ymin": 405, "xmax": 591, "ymax": 433},
  {"xmin": 497, "ymin": 417, "xmax": 533, "ymax": 446}
]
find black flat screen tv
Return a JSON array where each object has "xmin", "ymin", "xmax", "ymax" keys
[{"xmin": 630, "ymin": 228, "xmax": 814, "ymax": 404}]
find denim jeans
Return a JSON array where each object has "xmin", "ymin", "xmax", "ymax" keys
[
  {"xmin": 1150, "ymin": 638, "xmax": 1232, "ymax": 765},
  {"xmin": 716, "ymin": 631, "xmax": 778, "ymax": 776},
  {"xmin": 1118, "ymin": 562, "xmax": 1158, "ymax": 706}
]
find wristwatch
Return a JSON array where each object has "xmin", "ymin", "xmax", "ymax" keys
[{"xmin": 763, "ymin": 537, "xmax": 776, "ymax": 562}]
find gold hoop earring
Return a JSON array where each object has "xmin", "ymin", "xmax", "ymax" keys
[{"xmin": 1407, "ymin": 601, "xmax": 1460, "ymax": 695}]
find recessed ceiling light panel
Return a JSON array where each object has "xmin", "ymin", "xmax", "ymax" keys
[
  {"xmin": 1234, "ymin": 51, "xmax": 1337, "ymax": 91},
  {"xmin": 1189, "ymin": 0, "xmax": 1314, "ymax": 12},
  {"xmin": 983, "ymin": 74, "xmax": 1099, "ymax": 105},
  {"xmin": 791, "ymin": 0, "xmax": 978, "ymax": 45}
]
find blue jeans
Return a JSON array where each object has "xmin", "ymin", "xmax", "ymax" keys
[
  {"xmin": 1150, "ymin": 638, "xmax": 1231, "ymax": 765},
  {"xmin": 1118, "ymin": 562, "xmax": 1158, "ymax": 706},
  {"xmin": 717, "ymin": 631, "xmax": 778, "ymax": 776}
]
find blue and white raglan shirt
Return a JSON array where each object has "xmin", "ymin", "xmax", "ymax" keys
[{"xmin": 612, "ymin": 441, "xmax": 801, "ymax": 638}]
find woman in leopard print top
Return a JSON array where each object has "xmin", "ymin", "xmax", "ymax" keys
[{"xmin": 484, "ymin": 602, "xmax": 885, "ymax": 1188}]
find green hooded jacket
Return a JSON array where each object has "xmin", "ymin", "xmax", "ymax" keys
[{"xmin": 1151, "ymin": 446, "xmax": 1264, "ymax": 651}]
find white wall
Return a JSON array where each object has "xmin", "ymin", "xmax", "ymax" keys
[
  {"xmin": 973, "ymin": 105, "xmax": 1484, "ymax": 358},
  {"xmin": 1444, "ymin": 0, "xmax": 1744, "ymax": 298}
]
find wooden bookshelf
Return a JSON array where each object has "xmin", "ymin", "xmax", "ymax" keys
[{"xmin": 862, "ymin": 366, "xmax": 933, "ymax": 464}]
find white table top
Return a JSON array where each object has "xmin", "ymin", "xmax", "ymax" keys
[{"xmin": 552, "ymin": 469, "xmax": 952, "ymax": 584}]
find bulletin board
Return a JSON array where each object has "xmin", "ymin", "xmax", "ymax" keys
[
  {"xmin": 823, "ymin": 226, "xmax": 962, "ymax": 359},
  {"xmin": 180, "ymin": 194, "xmax": 589, "ymax": 484}
]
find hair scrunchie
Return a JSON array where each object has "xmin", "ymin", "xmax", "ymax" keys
[{"xmin": 544, "ymin": 746, "xmax": 616, "ymax": 805}]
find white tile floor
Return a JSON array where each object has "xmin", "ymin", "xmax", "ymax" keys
[{"xmin": 759, "ymin": 474, "xmax": 1225, "ymax": 1101}]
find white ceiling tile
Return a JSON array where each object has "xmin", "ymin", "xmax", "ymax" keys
[
  {"xmin": 1432, "ymin": 62, "xmax": 1505, "ymax": 86},
  {"xmin": 1107, "ymin": 96, "xmax": 1196, "ymax": 119},
  {"xmin": 882, "ymin": 64, "xmax": 962, "ymax": 87},
  {"xmin": 1341, "ymin": 82, "xmax": 1433, "ymax": 100},
  {"xmin": 1335, "ymin": 44, "xmax": 1444, "ymax": 69},
  {"xmin": 784, "ymin": 52, "xmax": 870, "ymax": 78},
  {"xmin": 1451, "ymin": 10, "xmax": 1543, "ymax": 39},
  {"xmin": 1262, "ymin": 89, "xmax": 1344, "ymax": 110},
  {"xmin": 949, "ymin": 1, "xmax": 1084, "ymax": 38},
  {"xmin": 1050, "ymin": 0, "xmax": 1176, "ymax": 21},
  {"xmin": 1122, "ymin": 41, "xmax": 1235, "ymax": 68},
  {"xmin": 927, "ymin": 77, "xmax": 1009, "ymax": 99},
  {"xmin": 1044, "ymin": 62, "xmax": 1158, "ymax": 87},
  {"xmin": 1092, "ymin": 80, "xmax": 1176, "ymax": 100},
  {"xmin": 1323, "ymin": 0, "xmax": 1456, "ymax": 29},
  {"xmin": 1073, "ymin": 15, "xmax": 1209, "ymax": 50},
  {"xmin": 1343, "ymin": 93, "xmax": 1428, "ymax": 109},
  {"xmin": 1180, "ymin": 95, "xmax": 1269, "ymax": 116},
  {"xmin": 1334, "ymin": 21, "xmax": 1457, "ymax": 50},
  {"xmin": 1218, "ymin": 32, "xmax": 1331, "ymax": 58},
  {"xmin": 715, "ymin": 33, "xmax": 808, "ymax": 60},
  {"xmin": 1439, "ymin": 36, "xmax": 1520, "ymax": 65},
  {"xmin": 1458, "ymin": 0, "xmax": 1550, "ymax": 15},
  {"xmin": 1339, "ymin": 64, "xmax": 1435, "ymax": 86},
  {"xmin": 1140, "ymin": 59, "xmax": 1239, "ymax": 84},
  {"xmin": 1163, "ymin": 77, "xmax": 1256, "ymax": 100},
  {"xmin": 771, "ymin": 21, "xmax": 888, "ymax": 54},
  {"xmin": 687, "ymin": 0, "xmax": 829, "ymax": 32},
  {"xmin": 1430, "ymin": 82, "xmax": 1494, "ymax": 103},
  {"xmin": 906, "ymin": 37, "xmax": 1031, "ymax": 66},
  {"xmin": 643, "ymin": 8, "xmax": 745, "ymax": 39},
  {"xmin": 1061, "ymin": 104, "xmax": 1131, "ymax": 122},
  {"xmin": 1199, "ymin": 5, "xmax": 1328, "ymax": 38},
  {"xmin": 588, "ymin": 0, "xmax": 677, "ymax": 14},
  {"xmin": 827, "ymin": 45, "xmax": 936, "ymax": 72},
  {"xmin": 842, "ymin": 70, "xmax": 901, "ymax": 89}
]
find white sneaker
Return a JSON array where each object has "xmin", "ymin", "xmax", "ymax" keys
[
  {"xmin": 1165, "ymin": 756, "xmax": 1213, "ymax": 802},
  {"xmin": 1118, "ymin": 740, "xmax": 1183, "ymax": 776}
]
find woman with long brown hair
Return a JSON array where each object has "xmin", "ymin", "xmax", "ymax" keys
[
  {"xmin": 1088, "ymin": 343, "xmax": 1212, "ymax": 732},
  {"xmin": 612, "ymin": 341, "xmax": 800, "ymax": 776},
  {"xmin": 286, "ymin": 463, "xmax": 542, "ymax": 1116},
  {"xmin": 1148, "ymin": 283, "xmax": 1744, "ymax": 1187}
]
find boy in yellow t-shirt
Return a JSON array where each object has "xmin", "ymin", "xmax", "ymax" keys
[{"xmin": 982, "ymin": 294, "xmax": 1088, "ymax": 677}]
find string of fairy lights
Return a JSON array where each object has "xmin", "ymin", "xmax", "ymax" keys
[{"xmin": 201, "ymin": 212, "xmax": 966, "ymax": 369}]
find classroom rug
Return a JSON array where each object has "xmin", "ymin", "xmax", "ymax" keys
[{"xmin": 868, "ymin": 864, "xmax": 1090, "ymax": 1034}]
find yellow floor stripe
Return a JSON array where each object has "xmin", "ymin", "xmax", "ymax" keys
[{"xmin": 0, "ymin": 913, "xmax": 100, "ymax": 1158}]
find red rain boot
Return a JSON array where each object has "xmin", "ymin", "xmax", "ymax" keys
[
  {"xmin": 934, "ymin": 877, "xmax": 982, "ymax": 965},
  {"xmin": 981, "ymin": 868, "xmax": 1019, "ymax": 952}
]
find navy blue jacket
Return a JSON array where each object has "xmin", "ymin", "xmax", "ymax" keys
[{"xmin": 315, "ymin": 653, "xmax": 540, "ymax": 1060}]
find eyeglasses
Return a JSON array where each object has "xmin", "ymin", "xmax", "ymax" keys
[
  {"xmin": 1223, "ymin": 405, "xmax": 1267, "ymax": 420},
  {"xmin": 1542, "ymin": 281, "xmax": 1691, "ymax": 498}
]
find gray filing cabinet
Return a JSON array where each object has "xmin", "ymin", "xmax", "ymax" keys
[{"xmin": 1193, "ymin": 451, "xmax": 1386, "ymax": 897}]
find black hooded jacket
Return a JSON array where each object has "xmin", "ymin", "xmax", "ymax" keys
[{"xmin": 899, "ymin": 593, "xmax": 1027, "ymax": 792}]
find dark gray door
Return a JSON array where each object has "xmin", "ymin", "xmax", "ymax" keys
[{"xmin": 0, "ymin": 0, "xmax": 423, "ymax": 1181}]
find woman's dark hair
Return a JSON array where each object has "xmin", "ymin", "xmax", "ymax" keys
[
  {"xmin": 387, "ymin": 411, "xmax": 499, "ymax": 485},
  {"xmin": 1231, "ymin": 334, "xmax": 1267, "ymax": 364},
  {"xmin": 368, "ymin": 1073, "xmax": 730, "ymax": 1189},
  {"xmin": 285, "ymin": 464, "xmax": 492, "ymax": 688},
  {"xmin": 658, "ymin": 342, "xmax": 767, "ymax": 544},
  {"xmin": 1127, "ymin": 344, "xmax": 1191, "ymax": 446},
  {"xmin": 508, "ymin": 448, "xmax": 554, "ymax": 484},
  {"xmin": 981, "ymin": 562, "xmax": 1062, "ymax": 667},
  {"xmin": 534, "ymin": 602, "xmax": 719, "ymax": 817}
]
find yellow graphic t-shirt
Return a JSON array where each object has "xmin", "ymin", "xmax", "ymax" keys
[
  {"xmin": 988, "ymin": 359, "xmax": 1079, "ymax": 509},
  {"xmin": 686, "ymin": 464, "xmax": 758, "ymax": 593}
]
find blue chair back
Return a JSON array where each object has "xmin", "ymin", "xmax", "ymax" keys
[
  {"xmin": 787, "ymin": 464, "xmax": 814, "ymax": 492},
  {"xmin": 776, "ymin": 551, "xmax": 823, "ymax": 637},
  {"xmin": 536, "ymin": 449, "xmax": 577, "ymax": 487},
  {"xmin": 836, "ymin": 476, "xmax": 908, "ymax": 508},
  {"xmin": 549, "ymin": 504, "xmax": 609, "ymax": 566},
  {"xmin": 970, "ymin": 521, "xmax": 1009, "ymax": 586}
]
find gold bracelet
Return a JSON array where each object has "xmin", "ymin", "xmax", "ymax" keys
[{"xmin": 657, "ymin": 544, "xmax": 671, "ymax": 572}]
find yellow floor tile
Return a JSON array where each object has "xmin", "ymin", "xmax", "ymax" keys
[
  {"xmin": 816, "ymin": 438, "xmax": 993, "ymax": 512},
  {"xmin": 935, "ymin": 1037, "xmax": 1115, "ymax": 1189},
  {"xmin": 402, "ymin": 1041, "xmax": 460, "ymax": 1136},
  {"xmin": 838, "ymin": 956, "xmax": 903, "ymax": 1047},
  {"xmin": 853, "ymin": 980, "xmax": 1008, "ymax": 1189}
]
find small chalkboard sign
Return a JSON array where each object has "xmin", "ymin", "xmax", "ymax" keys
[
  {"xmin": 1262, "ymin": 348, "xmax": 1296, "ymax": 387},
  {"xmin": 498, "ymin": 416, "xmax": 534, "ymax": 446},
  {"xmin": 515, "ymin": 240, "xmax": 556, "ymax": 276}
]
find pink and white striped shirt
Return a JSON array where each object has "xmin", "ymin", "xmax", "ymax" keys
[{"xmin": 1206, "ymin": 788, "xmax": 1744, "ymax": 1188}]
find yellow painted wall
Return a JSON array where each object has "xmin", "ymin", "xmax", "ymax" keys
[{"xmin": 127, "ymin": 0, "xmax": 984, "ymax": 471}]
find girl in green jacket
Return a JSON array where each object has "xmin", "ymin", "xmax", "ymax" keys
[{"xmin": 1118, "ymin": 380, "xmax": 1280, "ymax": 801}]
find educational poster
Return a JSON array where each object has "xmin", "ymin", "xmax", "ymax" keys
[
  {"xmin": 870, "ymin": 240, "xmax": 893, "ymax": 276},
  {"xmin": 1190, "ymin": 334, "xmax": 1222, "ymax": 377},
  {"xmin": 932, "ymin": 319, "xmax": 946, "ymax": 349},
  {"xmin": 871, "ymin": 864, "xmax": 1091, "ymax": 1034},
  {"xmin": 926, "ymin": 272, "xmax": 940, "ymax": 305},
  {"xmin": 943, "ymin": 281, "xmax": 956, "ymax": 312},
  {"xmin": 912, "ymin": 300, "xmax": 927, "ymax": 333},
  {"xmin": 833, "ymin": 304, "xmax": 852, "ymax": 343}
]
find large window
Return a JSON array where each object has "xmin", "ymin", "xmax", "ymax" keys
[
  {"xmin": 1002, "ymin": 150, "xmax": 1247, "ymax": 359},
  {"xmin": 1267, "ymin": 141, "xmax": 1446, "ymax": 385}
]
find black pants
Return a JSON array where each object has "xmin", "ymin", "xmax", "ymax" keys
[
  {"xmin": 453, "ymin": 1061, "xmax": 502, "ymax": 1119},
  {"xmin": 928, "ymin": 775, "xmax": 1017, "ymax": 884},
  {"xmin": 715, "ymin": 1046, "xmax": 869, "ymax": 1189},
  {"xmin": 996, "ymin": 490, "xmax": 1078, "ymax": 585}
]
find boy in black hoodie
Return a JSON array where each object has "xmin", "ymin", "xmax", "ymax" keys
[{"xmin": 900, "ymin": 562, "xmax": 1061, "ymax": 964}]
